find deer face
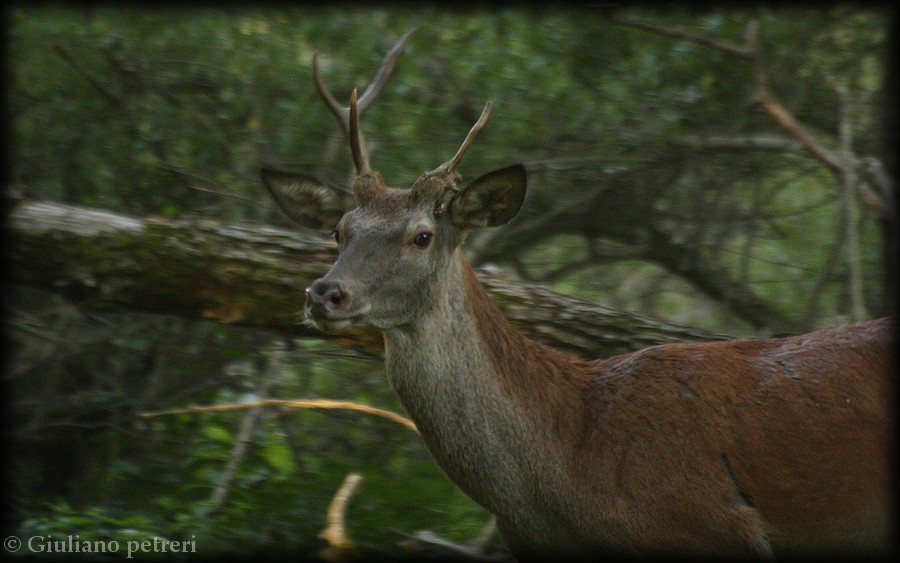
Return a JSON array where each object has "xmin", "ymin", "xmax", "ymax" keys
[
  {"xmin": 261, "ymin": 30, "xmax": 524, "ymax": 332},
  {"xmin": 262, "ymin": 165, "xmax": 526, "ymax": 332}
]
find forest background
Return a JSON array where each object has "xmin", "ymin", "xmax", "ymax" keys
[{"xmin": 6, "ymin": 5, "xmax": 895, "ymax": 560}]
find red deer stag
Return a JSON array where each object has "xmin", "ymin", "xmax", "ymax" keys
[{"xmin": 261, "ymin": 31, "xmax": 893, "ymax": 559}]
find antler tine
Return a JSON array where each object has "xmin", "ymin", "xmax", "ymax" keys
[
  {"xmin": 439, "ymin": 101, "xmax": 493, "ymax": 173},
  {"xmin": 348, "ymin": 88, "xmax": 370, "ymax": 174},
  {"xmin": 312, "ymin": 52, "xmax": 349, "ymax": 134},
  {"xmin": 357, "ymin": 28, "xmax": 416, "ymax": 112},
  {"xmin": 311, "ymin": 30, "xmax": 415, "ymax": 176}
]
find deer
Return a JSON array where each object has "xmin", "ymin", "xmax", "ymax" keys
[{"xmin": 260, "ymin": 31, "xmax": 894, "ymax": 559}]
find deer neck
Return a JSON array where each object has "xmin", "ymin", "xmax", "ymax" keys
[{"xmin": 382, "ymin": 249, "xmax": 592, "ymax": 517}]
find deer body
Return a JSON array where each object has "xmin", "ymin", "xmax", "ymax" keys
[
  {"xmin": 261, "ymin": 32, "xmax": 893, "ymax": 559},
  {"xmin": 383, "ymin": 249, "xmax": 891, "ymax": 558}
]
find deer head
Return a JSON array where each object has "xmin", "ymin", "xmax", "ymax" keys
[{"xmin": 261, "ymin": 31, "xmax": 526, "ymax": 332}]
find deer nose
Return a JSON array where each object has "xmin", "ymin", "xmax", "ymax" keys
[{"xmin": 305, "ymin": 279, "xmax": 347, "ymax": 316}]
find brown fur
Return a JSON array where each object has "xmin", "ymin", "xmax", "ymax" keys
[
  {"xmin": 325, "ymin": 238, "xmax": 884, "ymax": 559},
  {"xmin": 452, "ymin": 255, "xmax": 894, "ymax": 558}
]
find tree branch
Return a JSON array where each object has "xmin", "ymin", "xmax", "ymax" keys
[
  {"xmin": 140, "ymin": 398, "xmax": 417, "ymax": 433},
  {"xmin": 206, "ymin": 342, "xmax": 286, "ymax": 513},
  {"xmin": 54, "ymin": 43, "xmax": 124, "ymax": 107},
  {"xmin": 9, "ymin": 197, "xmax": 723, "ymax": 359},
  {"xmin": 319, "ymin": 473, "xmax": 364, "ymax": 562},
  {"xmin": 746, "ymin": 30, "xmax": 846, "ymax": 179},
  {"xmin": 605, "ymin": 12, "xmax": 755, "ymax": 58},
  {"xmin": 676, "ymin": 134, "xmax": 802, "ymax": 152},
  {"xmin": 607, "ymin": 13, "xmax": 891, "ymax": 218},
  {"xmin": 830, "ymin": 76, "xmax": 869, "ymax": 321}
]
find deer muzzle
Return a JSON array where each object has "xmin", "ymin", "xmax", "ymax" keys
[{"xmin": 304, "ymin": 278, "xmax": 370, "ymax": 331}]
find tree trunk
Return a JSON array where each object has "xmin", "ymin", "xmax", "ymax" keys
[{"xmin": 8, "ymin": 197, "xmax": 724, "ymax": 359}]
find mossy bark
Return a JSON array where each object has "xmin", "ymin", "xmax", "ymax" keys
[{"xmin": 9, "ymin": 198, "xmax": 722, "ymax": 359}]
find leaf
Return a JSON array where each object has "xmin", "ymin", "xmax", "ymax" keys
[
  {"xmin": 202, "ymin": 424, "xmax": 232, "ymax": 443},
  {"xmin": 263, "ymin": 440, "xmax": 296, "ymax": 477}
]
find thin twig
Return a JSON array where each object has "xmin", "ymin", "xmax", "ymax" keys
[
  {"xmin": 53, "ymin": 44, "xmax": 124, "ymax": 107},
  {"xmin": 830, "ymin": 76, "xmax": 868, "ymax": 321},
  {"xmin": 207, "ymin": 342, "xmax": 286, "ymax": 512},
  {"xmin": 320, "ymin": 473, "xmax": 364, "ymax": 554},
  {"xmin": 750, "ymin": 68, "xmax": 845, "ymax": 177},
  {"xmin": 605, "ymin": 12, "xmax": 754, "ymax": 58},
  {"xmin": 141, "ymin": 398, "xmax": 417, "ymax": 433}
]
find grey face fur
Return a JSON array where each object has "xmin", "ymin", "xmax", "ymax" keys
[{"xmin": 261, "ymin": 164, "xmax": 527, "ymax": 333}]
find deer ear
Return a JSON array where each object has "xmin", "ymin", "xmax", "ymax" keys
[
  {"xmin": 449, "ymin": 164, "xmax": 526, "ymax": 229},
  {"xmin": 261, "ymin": 168, "xmax": 354, "ymax": 230}
]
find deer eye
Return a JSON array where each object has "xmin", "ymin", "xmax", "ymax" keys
[{"xmin": 413, "ymin": 231, "xmax": 433, "ymax": 249}]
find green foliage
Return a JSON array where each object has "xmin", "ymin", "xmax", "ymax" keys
[
  {"xmin": 16, "ymin": 502, "xmax": 166, "ymax": 560},
  {"xmin": 10, "ymin": 7, "xmax": 890, "ymax": 330},
  {"xmin": 7, "ymin": 288, "xmax": 494, "ymax": 558},
  {"xmin": 7, "ymin": 5, "xmax": 891, "ymax": 559}
]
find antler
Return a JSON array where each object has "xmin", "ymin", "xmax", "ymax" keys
[
  {"xmin": 433, "ymin": 102, "xmax": 493, "ymax": 176},
  {"xmin": 311, "ymin": 29, "xmax": 415, "ymax": 175}
]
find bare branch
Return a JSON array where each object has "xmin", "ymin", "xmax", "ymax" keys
[
  {"xmin": 750, "ymin": 73, "xmax": 844, "ymax": 176},
  {"xmin": 608, "ymin": 12, "xmax": 890, "ymax": 217},
  {"xmin": 140, "ymin": 398, "xmax": 418, "ymax": 433},
  {"xmin": 677, "ymin": 134, "xmax": 802, "ymax": 152},
  {"xmin": 320, "ymin": 472, "xmax": 364, "ymax": 560},
  {"xmin": 207, "ymin": 342, "xmax": 286, "ymax": 513},
  {"xmin": 831, "ymin": 76, "xmax": 869, "ymax": 321},
  {"xmin": 53, "ymin": 44, "xmax": 124, "ymax": 107},
  {"xmin": 605, "ymin": 12, "xmax": 755, "ymax": 58},
  {"xmin": 802, "ymin": 215, "xmax": 848, "ymax": 326}
]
